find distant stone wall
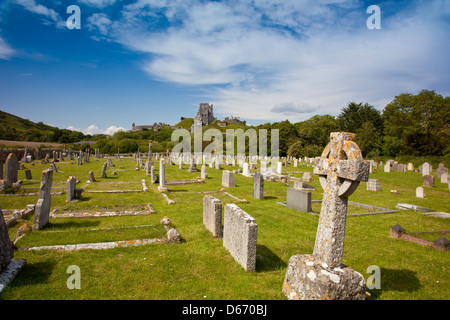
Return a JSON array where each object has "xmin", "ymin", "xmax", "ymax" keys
[{"xmin": 0, "ymin": 148, "xmax": 78, "ymax": 162}]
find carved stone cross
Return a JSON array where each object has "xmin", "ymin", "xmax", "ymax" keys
[{"xmin": 313, "ymin": 132, "xmax": 369, "ymax": 268}]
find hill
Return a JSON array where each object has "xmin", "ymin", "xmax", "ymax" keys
[{"xmin": 0, "ymin": 110, "xmax": 87, "ymax": 143}]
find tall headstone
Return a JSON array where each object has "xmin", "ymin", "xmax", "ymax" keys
[
  {"xmin": 252, "ymin": 171, "xmax": 264, "ymax": 200},
  {"xmin": 243, "ymin": 163, "xmax": 251, "ymax": 177},
  {"xmin": 66, "ymin": 176, "xmax": 76, "ymax": 202},
  {"xmin": 158, "ymin": 159, "xmax": 167, "ymax": 192},
  {"xmin": 150, "ymin": 166, "xmax": 155, "ymax": 184},
  {"xmin": 203, "ymin": 196, "xmax": 223, "ymax": 238},
  {"xmin": 33, "ymin": 169, "xmax": 53, "ymax": 230},
  {"xmin": 422, "ymin": 162, "xmax": 431, "ymax": 176},
  {"xmin": 201, "ymin": 164, "xmax": 208, "ymax": 179},
  {"xmin": 222, "ymin": 170, "xmax": 236, "ymax": 188},
  {"xmin": 223, "ymin": 204, "xmax": 257, "ymax": 272},
  {"xmin": 4, "ymin": 153, "xmax": 19, "ymax": 184},
  {"xmin": 188, "ymin": 156, "xmax": 198, "ymax": 172},
  {"xmin": 276, "ymin": 162, "xmax": 282, "ymax": 175},
  {"xmin": 384, "ymin": 162, "xmax": 390, "ymax": 173},
  {"xmin": 283, "ymin": 132, "xmax": 369, "ymax": 300},
  {"xmin": 100, "ymin": 162, "xmax": 107, "ymax": 178}
]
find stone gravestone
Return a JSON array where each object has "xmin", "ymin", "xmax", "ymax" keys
[
  {"xmin": 0, "ymin": 207, "xmax": 14, "ymax": 273},
  {"xmin": 223, "ymin": 204, "xmax": 257, "ymax": 272},
  {"xmin": 423, "ymin": 174, "xmax": 435, "ymax": 187},
  {"xmin": 416, "ymin": 187, "xmax": 425, "ymax": 198},
  {"xmin": 66, "ymin": 176, "xmax": 77, "ymax": 202},
  {"xmin": 33, "ymin": 169, "xmax": 53, "ymax": 230},
  {"xmin": 283, "ymin": 132, "xmax": 369, "ymax": 300},
  {"xmin": 158, "ymin": 159, "xmax": 167, "ymax": 192},
  {"xmin": 88, "ymin": 171, "xmax": 96, "ymax": 182},
  {"xmin": 201, "ymin": 164, "xmax": 208, "ymax": 179},
  {"xmin": 50, "ymin": 162, "xmax": 58, "ymax": 173},
  {"xmin": 24, "ymin": 169, "xmax": 32, "ymax": 180},
  {"xmin": 302, "ymin": 172, "xmax": 312, "ymax": 182},
  {"xmin": 253, "ymin": 171, "xmax": 264, "ymax": 200},
  {"xmin": 422, "ymin": 162, "xmax": 432, "ymax": 176},
  {"xmin": 5, "ymin": 153, "xmax": 19, "ymax": 184},
  {"xmin": 286, "ymin": 188, "xmax": 312, "ymax": 213},
  {"xmin": 100, "ymin": 162, "xmax": 107, "ymax": 178},
  {"xmin": 188, "ymin": 156, "xmax": 198, "ymax": 172},
  {"xmin": 203, "ymin": 196, "xmax": 222, "ymax": 238},
  {"xmin": 366, "ymin": 178, "xmax": 381, "ymax": 191},
  {"xmin": 222, "ymin": 170, "xmax": 236, "ymax": 188},
  {"xmin": 441, "ymin": 172, "xmax": 449, "ymax": 184},
  {"xmin": 384, "ymin": 162, "xmax": 390, "ymax": 173}
]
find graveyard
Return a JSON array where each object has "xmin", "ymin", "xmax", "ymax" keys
[{"xmin": 0, "ymin": 144, "xmax": 449, "ymax": 300}]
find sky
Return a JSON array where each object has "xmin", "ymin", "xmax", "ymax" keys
[{"xmin": 0, "ymin": 0, "xmax": 449, "ymax": 135}]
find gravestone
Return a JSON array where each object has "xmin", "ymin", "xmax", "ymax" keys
[
  {"xmin": 201, "ymin": 164, "xmax": 208, "ymax": 179},
  {"xmin": 384, "ymin": 163, "xmax": 390, "ymax": 173},
  {"xmin": 283, "ymin": 132, "xmax": 369, "ymax": 300},
  {"xmin": 50, "ymin": 162, "xmax": 58, "ymax": 173},
  {"xmin": 423, "ymin": 175, "xmax": 435, "ymax": 187},
  {"xmin": 66, "ymin": 176, "xmax": 77, "ymax": 202},
  {"xmin": 88, "ymin": 171, "xmax": 96, "ymax": 182},
  {"xmin": 223, "ymin": 204, "xmax": 257, "ymax": 272},
  {"xmin": 416, "ymin": 187, "xmax": 425, "ymax": 198},
  {"xmin": 366, "ymin": 179, "xmax": 381, "ymax": 191},
  {"xmin": 188, "ymin": 156, "xmax": 198, "ymax": 172},
  {"xmin": 302, "ymin": 172, "xmax": 312, "ymax": 182},
  {"xmin": 436, "ymin": 163, "xmax": 447, "ymax": 179},
  {"xmin": 5, "ymin": 153, "xmax": 19, "ymax": 184},
  {"xmin": 243, "ymin": 163, "xmax": 251, "ymax": 177},
  {"xmin": 107, "ymin": 157, "xmax": 114, "ymax": 167},
  {"xmin": 276, "ymin": 162, "xmax": 282, "ymax": 174},
  {"xmin": 422, "ymin": 162, "xmax": 432, "ymax": 176},
  {"xmin": 294, "ymin": 158, "xmax": 298, "ymax": 168},
  {"xmin": 440, "ymin": 172, "xmax": 448, "ymax": 184},
  {"xmin": 0, "ymin": 207, "xmax": 14, "ymax": 273},
  {"xmin": 294, "ymin": 181, "xmax": 316, "ymax": 191},
  {"xmin": 150, "ymin": 166, "xmax": 155, "ymax": 184},
  {"xmin": 203, "ymin": 196, "xmax": 222, "ymax": 238},
  {"xmin": 252, "ymin": 171, "xmax": 264, "ymax": 200},
  {"xmin": 222, "ymin": 170, "xmax": 236, "ymax": 188},
  {"xmin": 158, "ymin": 159, "xmax": 167, "ymax": 192},
  {"xmin": 286, "ymin": 188, "xmax": 311, "ymax": 213},
  {"xmin": 260, "ymin": 161, "xmax": 267, "ymax": 173},
  {"xmin": 407, "ymin": 163, "xmax": 414, "ymax": 171},
  {"xmin": 100, "ymin": 162, "xmax": 107, "ymax": 178},
  {"xmin": 24, "ymin": 169, "xmax": 32, "ymax": 180},
  {"xmin": 33, "ymin": 169, "xmax": 53, "ymax": 230}
]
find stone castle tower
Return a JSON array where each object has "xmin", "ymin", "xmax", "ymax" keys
[{"xmin": 195, "ymin": 103, "xmax": 215, "ymax": 125}]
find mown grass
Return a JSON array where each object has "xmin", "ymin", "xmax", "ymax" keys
[{"xmin": 1, "ymin": 157, "xmax": 449, "ymax": 300}]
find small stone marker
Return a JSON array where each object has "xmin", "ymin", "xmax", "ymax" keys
[
  {"xmin": 416, "ymin": 186, "xmax": 425, "ymax": 198},
  {"xmin": 252, "ymin": 171, "xmax": 264, "ymax": 200},
  {"xmin": 286, "ymin": 188, "xmax": 312, "ymax": 213},
  {"xmin": 24, "ymin": 169, "xmax": 32, "ymax": 180},
  {"xmin": 283, "ymin": 132, "xmax": 369, "ymax": 300},
  {"xmin": 222, "ymin": 170, "xmax": 236, "ymax": 188},
  {"xmin": 423, "ymin": 174, "xmax": 435, "ymax": 187},
  {"xmin": 223, "ymin": 204, "xmax": 257, "ymax": 272},
  {"xmin": 432, "ymin": 237, "xmax": 449, "ymax": 251},
  {"xmin": 203, "ymin": 195, "xmax": 223, "ymax": 238},
  {"xmin": 33, "ymin": 169, "xmax": 53, "ymax": 230}
]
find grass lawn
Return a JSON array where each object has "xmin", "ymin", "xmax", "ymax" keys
[{"xmin": 1, "ymin": 157, "xmax": 449, "ymax": 300}]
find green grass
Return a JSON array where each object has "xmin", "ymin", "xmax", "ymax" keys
[{"xmin": 1, "ymin": 158, "xmax": 449, "ymax": 300}]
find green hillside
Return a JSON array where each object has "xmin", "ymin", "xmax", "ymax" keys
[{"xmin": 0, "ymin": 110, "xmax": 86, "ymax": 143}]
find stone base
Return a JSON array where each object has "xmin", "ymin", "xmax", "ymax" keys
[
  {"xmin": 158, "ymin": 186, "xmax": 168, "ymax": 193},
  {"xmin": 0, "ymin": 259, "xmax": 27, "ymax": 293},
  {"xmin": 282, "ymin": 254, "xmax": 366, "ymax": 300}
]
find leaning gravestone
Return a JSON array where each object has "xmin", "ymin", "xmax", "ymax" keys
[
  {"xmin": 100, "ymin": 162, "xmax": 107, "ymax": 178},
  {"xmin": 283, "ymin": 132, "xmax": 369, "ymax": 300},
  {"xmin": 33, "ymin": 169, "xmax": 53, "ymax": 230},
  {"xmin": 88, "ymin": 171, "xmax": 96, "ymax": 182},
  {"xmin": 24, "ymin": 169, "xmax": 32, "ymax": 180}
]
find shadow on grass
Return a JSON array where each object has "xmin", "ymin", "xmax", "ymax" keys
[
  {"xmin": 256, "ymin": 244, "xmax": 287, "ymax": 272},
  {"xmin": 10, "ymin": 260, "xmax": 56, "ymax": 287},
  {"xmin": 368, "ymin": 268, "xmax": 422, "ymax": 299},
  {"xmin": 45, "ymin": 219, "xmax": 102, "ymax": 231}
]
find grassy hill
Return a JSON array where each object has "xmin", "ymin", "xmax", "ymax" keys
[{"xmin": 0, "ymin": 110, "xmax": 86, "ymax": 143}]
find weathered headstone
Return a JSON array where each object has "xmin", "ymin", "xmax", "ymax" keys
[
  {"xmin": 276, "ymin": 162, "xmax": 282, "ymax": 175},
  {"xmin": 201, "ymin": 164, "xmax": 208, "ymax": 179},
  {"xmin": 222, "ymin": 170, "xmax": 236, "ymax": 188},
  {"xmin": 243, "ymin": 163, "xmax": 251, "ymax": 177},
  {"xmin": 302, "ymin": 172, "xmax": 312, "ymax": 182},
  {"xmin": 286, "ymin": 188, "xmax": 312, "ymax": 213},
  {"xmin": 50, "ymin": 162, "xmax": 58, "ymax": 173},
  {"xmin": 107, "ymin": 157, "xmax": 114, "ymax": 167},
  {"xmin": 33, "ymin": 169, "xmax": 53, "ymax": 230},
  {"xmin": 0, "ymin": 207, "xmax": 14, "ymax": 272},
  {"xmin": 283, "ymin": 132, "xmax": 369, "ymax": 300},
  {"xmin": 188, "ymin": 156, "xmax": 198, "ymax": 172},
  {"xmin": 436, "ymin": 163, "xmax": 447, "ymax": 179},
  {"xmin": 423, "ymin": 174, "xmax": 435, "ymax": 187},
  {"xmin": 384, "ymin": 162, "xmax": 390, "ymax": 173},
  {"xmin": 422, "ymin": 162, "xmax": 432, "ymax": 176},
  {"xmin": 5, "ymin": 153, "xmax": 19, "ymax": 184},
  {"xmin": 253, "ymin": 171, "xmax": 264, "ymax": 200},
  {"xmin": 366, "ymin": 178, "xmax": 381, "ymax": 191},
  {"xmin": 407, "ymin": 163, "xmax": 414, "ymax": 171},
  {"xmin": 440, "ymin": 172, "xmax": 448, "ymax": 184},
  {"xmin": 66, "ymin": 176, "xmax": 77, "ymax": 202},
  {"xmin": 203, "ymin": 196, "xmax": 223, "ymax": 238},
  {"xmin": 294, "ymin": 181, "xmax": 316, "ymax": 191},
  {"xmin": 223, "ymin": 204, "xmax": 257, "ymax": 272},
  {"xmin": 416, "ymin": 186, "xmax": 425, "ymax": 198}
]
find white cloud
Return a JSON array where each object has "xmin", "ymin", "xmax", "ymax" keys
[
  {"xmin": 0, "ymin": 36, "xmax": 15, "ymax": 60},
  {"xmin": 78, "ymin": 0, "xmax": 118, "ymax": 8},
  {"xmin": 87, "ymin": 13, "xmax": 112, "ymax": 35},
  {"xmin": 67, "ymin": 124, "xmax": 126, "ymax": 135},
  {"xmin": 15, "ymin": 0, "xmax": 62, "ymax": 25},
  {"xmin": 89, "ymin": 0, "xmax": 450, "ymax": 122}
]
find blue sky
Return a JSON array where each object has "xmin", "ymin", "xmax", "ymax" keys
[{"xmin": 0, "ymin": 0, "xmax": 449, "ymax": 135}]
